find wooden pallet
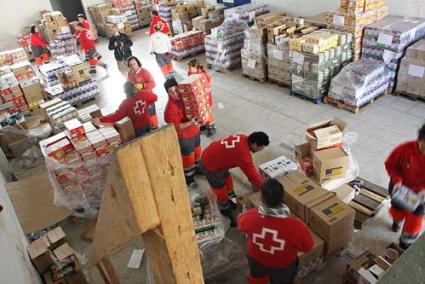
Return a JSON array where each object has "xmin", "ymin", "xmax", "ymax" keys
[
  {"xmin": 324, "ymin": 91, "xmax": 387, "ymax": 113},
  {"xmin": 242, "ymin": 73, "xmax": 266, "ymax": 83},
  {"xmin": 290, "ymin": 90, "xmax": 323, "ymax": 104},
  {"xmin": 172, "ymin": 49, "xmax": 205, "ymax": 62},
  {"xmin": 269, "ymin": 78, "xmax": 291, "ymax": 88},
  {"xmin": 206, "ymin": 64, "xmax": 241, "ymax": 73},
  {"xmin": 348, "ymin": 177, "xmax": 389, "ymax": 230},
  {"xmin": 394, "ymin": 91, "xmax": 425, "ymax": 102}
]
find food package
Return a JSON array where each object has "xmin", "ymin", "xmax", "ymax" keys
[{"xmin": 171, "ymin": 30, "xmax": 205, "ymax": 59}]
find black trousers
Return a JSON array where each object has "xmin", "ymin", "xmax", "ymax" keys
[{"xmin": 248, "ymin": 256, "xmax": 298, "ymax": 284}]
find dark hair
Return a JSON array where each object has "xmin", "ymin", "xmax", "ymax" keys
[
  {"xmin": 419, "ymin": 123, "xmax": 425, "ymax": 141},
  {"xmin": 152, "ymin": 10, "xmax": 158, "ymax": 16},
  {"xmin": 262, "ymin": 178, "xmax": 284, "ymax": 207},
  {"xmin": 127, "ymin": 56, "xmax": 141, "ymax": 68},
  {"xmin": 188, "ymin": 59, "xmax": 203, "ymax": 70},
  {"xmin": 154, "ymin": 24, "xmax": 161, "ymax": 32},
  {"xmin": 77, "ymin": 23, "xmax": 84, "ymax": 28},
  {"xmin": 164, "ymin": 78, "xmax": 178, "ymax": 91},
  {"xmin": 248, "ymin": 132, "xmax": 270, "ymax": 147},
  {"xmin": 77, "ymin": 13, "xmax": 84, "ymax": 19},
  {"xmin": 124, "ymin": 81, "xmax": 136, "ymax": 97},
  {"xmin": 30, "ymin": 25, "xmax": 37, "ymax": 34}
]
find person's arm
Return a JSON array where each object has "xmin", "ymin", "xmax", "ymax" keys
[
  {"xmin": 295, "ymin": 221, "xmax": 314, "ymax": 253},
  {"xmin": 100, "ymin": 102, "xmax": 127, "ymax": 123},
  {"xmin": 143, "ymin": 69, "xmax": 156, "ymax": 90},
  {"xmin": 124, "ymin": 34, "xmax": 133, "ymax": 47},
  {"xmin": 385, "ymin": 145, "xmax": 404, "ymax": 185},
  {"xmin": 108, "ymin": 37, "xmax": 115, "ymax": 51},
  {"xmin": 143, "ymin": 92, "xmax": 158, "ymax": 104},
  {"xmin": 240, "ymin": 155, "xmax": 264, "ymax": 189},
  {"xmin": 164, "ymin": 108, "xmax": 194, "ymax": 130}
]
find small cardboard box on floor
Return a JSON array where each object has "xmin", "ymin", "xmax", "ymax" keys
[
  {"xmin": 313, "ymin": 147, "xmax": 349, "ymax": 184},
  {"xmin": 306, "ymin": 117, "xmax": 346, "ymax": 151}
]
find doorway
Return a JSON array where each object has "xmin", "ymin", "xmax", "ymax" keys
[{"xmin": 49, "ymin": 0, "xmax": 85, "ymax": 22}]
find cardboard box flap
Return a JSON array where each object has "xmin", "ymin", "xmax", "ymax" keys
[
  {"xmin": 53, "ymin": 243, "xmax": 75, "ymax": 261},
  {"xmin": 306, "ymin": 117, "xmax": 347, "ymax": 139},
  {"xmin": 27, "ymin": 236, "xmax": 50, "ymax": 259},
  {"xmin": 313, "ymin": 125, "xmax": 342, "ymax": 142},
  {"xmin": 47, "ymin": 226, "xmax": 66, "ymax": 245}
]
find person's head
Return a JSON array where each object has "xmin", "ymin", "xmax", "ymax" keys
[
  {"xmin": 124, "ymin": 81, "xmax": 136, "ymax": 98},
  {"xmin": 113, "ymin": 25, "xmax": 119, "ymax": 35},
  {"xmin": 248, "ymin": 131, "xmax": 270, "ymax": 153},
  {"xmin": 154, "ymin": 24, "xmax": 161, "ymax": 32},
  {"xmin": 152, "ymin": 10, "xmax": 158, "ymax": 17},
  {"xmin": 127, "ymin": 56, "xmax": 142, "ymax": 71},
  {"xmin": 75, "ymin": 23, "xmax": 84, "ymax": 31},
  {"xmin": 77, "ymin": 13, "xmax": 85, "ymax": 23},
  {"xmin": 418, "ymin": 123, "xmax": 425, "ymax": 153},
  {"xmin": 30, "ymin": 25, "xmax": 38, "ymax": 34},
  {"xmin": 164, "ymin": 78, "xmax": 179, "ymax": 100},
  {"xmin": 261, "ymin": 178, "xmax": 284, "ymax": 208},
  {"xmin": 188, "ymin": 59, "xmax": 203, "ymax": 73}
]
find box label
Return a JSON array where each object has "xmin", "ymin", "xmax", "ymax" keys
[
  {"xmin": 383, "ymin": 49, "xmax": 396, "ymax": 64},
  {"xmin": 247, "ymin": 59, "xmax": 256, "ymax": 69},
  {"xmin": 325, "ymin": 166, "xmax": 344, "ymax": 176},
  {"xmin": 117, "ymin": 22, "xmax": 124, "ymax": 29},
  {"xmin": 273, "ymin": 50, "xmax": 284, "ymax": 60},
  {"xmin": 408, "ymin": 64, "xmax": 425, "ymax": 78},
  {"xmin": 294, "ymin": 184, "xmax": 315, "ymax": 196},
  {"xmin": 377, "ymin": 33, "xmax": 393, "ymax": 48},
  {"xmin": 292, "ymin": 52, "xmax": 304, "ymax": 65},
  {"xmin": 333, "ymin": 15, "xmax": 345, "ymax": 27},
  {"xmin": 322, "ymin": 203, "xmax": 344, "ymax": 217}
]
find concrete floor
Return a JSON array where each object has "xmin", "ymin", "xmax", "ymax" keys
[{"xmin": 53, "ymin": 27, "xmax": 425, "ymax": 283}]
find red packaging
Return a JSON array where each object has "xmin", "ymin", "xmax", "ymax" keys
[
  {"xmin": 64, "ymin": 119, "xmax": 85, "ymax": 139},
  {"xmin": 45, "ymin": 138, "xmax": 74, "ymax": 160}
]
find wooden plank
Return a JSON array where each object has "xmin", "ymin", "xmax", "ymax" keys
[
  {"xmin": 349, "ymin": 201, "xmax": 374, "ymax": 216},
  {"xmin": 360, "ymin": 189, "xmax": 386, "ymax": 203},
  {"xmin": 357, "ymin": 177, "xmax": 389, "ymax": 197},
  {"xmin": 353, "ymin": 194, "xmax": 381, "ymax": 211},
  {"xmin": 80, "ymin": 219, "xmax": 97, "ymax": 242},
  {"xmin": 97, "ymin": 257, "xmax": 120, "ymax": 284},
  {"xmin": 139, "ymin": 126, "xmax": 203, "ymax": 284}
]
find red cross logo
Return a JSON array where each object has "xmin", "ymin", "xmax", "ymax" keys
[
  {"xmin": 252, "ymin": 228, "xmax": 285, "ymax": 254},
  {"xmin": 134, "ymin": 100, "xmax": 147, "ymax": 115},
  {"xmin": 220, "ymin": 135, "xmax": 241, "ymax": 149}
]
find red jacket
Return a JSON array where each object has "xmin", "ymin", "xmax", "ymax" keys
[
  {"xmin": 82, "ymin": 20, "xmax": 90, "ymax": 30},
  {"xmin": 238, "ymin": 209, "xmax": 314, "ymax": 268},
  {"xmin": 128, "ymin": 68, "xmax": 157, "ymax": 106},
  {"xmin": 77, "ymin": 29, "xmax": 95, "ymax": 52},
  {"xmin": 149, "ymin": 15, "xmax": 170, "ymax": 35},
  {"xmin": 201, "ymin": 134, "xmax": 264, "ymax": 187},
  {"xmin": 164, "ymin": 96, "xmax": 200, "ymax": 139},
  {"xmin": 385, "ymin": 141, "xmax": 425, "ymax": 192},
  {"xmin": 100, "ymin": 93, "xmax": 156, "ymax": 130},
  {"xmin": 30, "ymin": 33, "xmax": 47, "ymax": 48}
]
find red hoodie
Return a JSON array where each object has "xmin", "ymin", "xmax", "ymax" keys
[
  {"xmin": 202, "ymin": 134, "xmax": 264, "ymax": 187},
  {"xmin": 164, "ymin": 96, "xmax": 200, "ymax": 139},
  {"xmin": 30, "ymin": 33, "xmax": 47, "ymax": 49},
  {"xmin": 100, "ymin": 93, "xmax": 156, "ymax": 130},
  {"xmin": 128, "ymin": 68, "xmax": 157, "ymax": 106},
  {"xmin": 149, "ymin": 15, "xmax": 170, "ymax": 35},
  {"xmin": 385, "ymin": 141, "xmax": 425, "ymax": 192},
  {"xmin": 77, "ymin": 28, "xmax": 95, "ymax": 52},
  {"xmin": 238, "ymin": 209, "xmax": 314, "ymax": 268}
]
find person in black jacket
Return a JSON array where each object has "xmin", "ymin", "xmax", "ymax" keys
[{"xmin": 108, "ymin": 26, "xmax": 133, "ymax": 75}]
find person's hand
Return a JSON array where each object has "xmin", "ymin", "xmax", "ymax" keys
[
  {"xmin": 391, "ymin": 182, "xmax": 402, "ymax": 196},
  {"xmin": 92, "ymin": 118, "xmax": 101, "ymax": 124},
  {"xmin": 114, "ymin": 42, "xmax": 118, "ymax": 47}
]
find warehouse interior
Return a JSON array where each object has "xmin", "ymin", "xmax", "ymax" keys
[{"xmin": 0, "ymin": 0, "xmax": 425, "ymax": 283}]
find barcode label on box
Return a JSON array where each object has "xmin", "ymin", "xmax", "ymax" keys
[
  {"xmin": 333, "ymin": 15, "xmax": 345, "ymax": 27},
  {"xmin": 383, "ymin": 49, "xmax": 396, "ymax": 64},
  {"xmin": 117, "ymin": 23, "xmax": 124, "ymax": 29},
  {"xmin": 408, "ymin": 64, "xmax": 425, "ymax": 78},
  {"xmin": 247, "ymin": 59, "xmax": 256, "ymax": 69},
  {"xmin": 377, "ymin": 33, "xmax": 393, "ymax": 47}
]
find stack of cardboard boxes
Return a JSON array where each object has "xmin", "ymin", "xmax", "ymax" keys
[
  {"xmin": 178, "ymin": 74, "xmax": 210, "ymax": 127},
  {"xmin": 192, "ymin": 4, "xmax": 225, "ymax": 34},
  {"xmin": 396, "ymin": 39, "xmax": 425, "ymax": 99},
  {"xmin": 223, "ymin": 3, "xmax": 270, "ymax": 23},
  {"xmin": 171, "ymin": 30, "xmax": 205, "ymax": 59},
  {"xmin": 134, "ymin": 1, "xmax": 153, "ymax": 27},
  {"xmin": 0, "ymin": 48, "xmax": 29, "ymax": 67},
  {"xmin": 40, "ymin": 98, "xmax": 78, "ymax": 132},
  {"xmin": 88, "ymin": 3, "xmax": 132, "ymax": 37},
  {"xmin": 290, "ymin": 30, "xmax": 353, "ymax": 100},
  {"xmin": 40, "ymin": 11, "xmax": 70, "ymax": 42},
  {"xmin": 110, "ymin": 0, "xmax": 141, "ymax": 31},
  {"xmin": 327, "ymin": 0, "xmax": 389, "ymax": 60},
  {"xmin": 48, "ymin": 32, "xmax": 77, "ymax": 58},
  {"xmin": 27, "ymin": 227, "xmax": 87, "ymax": 283},
  {"xmin": 172, "ymin": 2, "xmax": 202, "ymax": 35}
]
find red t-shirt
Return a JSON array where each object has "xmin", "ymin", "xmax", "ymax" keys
[
  {"xmin": 77, "ymin": 29, "xmax": 95, "ymax": 52},
  {"xmin": 164, "ymin": 96, "xmax": 200, "ymax": 139},
  {"xmin": 100, "ymin": 93, "xmax": 155, "ymax": 130},
  {"xmin": 30, "ymin": 33, "xmax": 47, "ymax": 48},
  {"xmin": 201, "ymin": 134, "xmax": 264, "ymax": 187},
  {"xmin": 385, "ymin": 141, "xmax": 425, "ymax": 192},
  {"xmin": 238, "ymin": 209, "xmax": 314, "ymax": 268},
  {"xmin": 149, "ymin": 16, "xmax": 170, "ymax": 35},
  {"xmin": 128, "ymin": 68, "xmax": 157, "ymax": 106}
]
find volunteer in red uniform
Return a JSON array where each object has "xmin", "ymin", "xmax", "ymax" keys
[
  {"xmin": 238, "ymin": 178, "xmax": 314, "ymax": 284},
  {"xmin": 385, "ymin": 123, "xmax": 425, "ymax": 249},
  {"xmin": 201, "ymin": 132, "xmax": 269, "ymax": 225},
  {"xmin": 164, "ymin": 78, "xmax": 201, "ymax": 186},
  {"xmin": 30, "ymin": 25, "xmax": 49, "ymax": 66},
  {"xmin": 187, "ymin": 59, "xmax": 216, "ymax": 137},
  {"xmin": 100, "ymin": 81, "xmax": 154, "ymax": 137},
  {"xmin": 127, "ymin": 56, "xmax": 159, "ymax": 130},
  {"xmin": 75, "ymin": 23, "xmax": 106, "ymax": 74},
  {"xmin": 149, "ymin": 10, "xmax": 170, "ymax": 35}
]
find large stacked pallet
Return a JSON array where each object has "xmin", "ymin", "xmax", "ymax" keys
[
  {"xmin": 171, "ymin": 30, "xmax": 205, "ymax": 60},
  {"xmin": 88, "ymin": 3, "xmax": 132, "ymax": 37}
]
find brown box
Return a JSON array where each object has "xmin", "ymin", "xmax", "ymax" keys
[
  {"xmin": 325, "ymin": 227, "xmax": 353, "ymax": 255},
  {"xmin": 53, "ymin": 243, "xmax": 75, "ymax": 262},
  {"xmin": 78, "ymin": 104, "xmax": 102, "ymax": 119},
  {"xmin": 331, "ymin": 183, "xmax": 356, "ymax": 203},
  {"xmin": 298, "ymin": 227, "xmax": 324, "ymax": 267},
  {"xmin": 47, "ymin": 226, "xmax": 66, "ymax": 250},
  {"xmin": 114, "ymin": 117, "xmax": 136, "ymax": 143},
  {"xmin": 295, "ymin": 142, "xmax": 311, "ymax": 161},
  {"xmin": 313, "ymin": 147, "xmax": 349, "ymax": 184},
  {"xmin": 21, "ymin": 82, "xmax": 44, "ymax": 104},
  {"xmin": 310, "ymin": 196, "xmax": 355, "ymax": 240},
  {"xmin": 306, "ymin": 117, "xmax": 347, "ymax": 150},
  {"xmin": 8, "ymin": 138, "xmax": 31, "ymax": 158},
  {"xmin": 27, "ymin": 236, "xmax": 54, "ymax": 274},
  {"xmin": 70, "ymin": 63, "xmax": 90, "ymax": 84}
]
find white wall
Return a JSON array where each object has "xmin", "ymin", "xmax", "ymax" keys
[
  {"xmin": 0, "ymin": 0, "xmax": 52, "ymax": 50},
  {"xmin": 0, "ymin": 173, "xmax": 41, "ymax": 284}
]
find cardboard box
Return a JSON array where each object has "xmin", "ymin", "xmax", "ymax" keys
[
  {"xmin": 114, "ymin": 117, "xmax": 136, "ymax": 143},
  {"xmin": 325, "ymin": 227, "xmax": 353, "ymax": 255},
  {"xmin": 8, "ymin": 138, "xmax": 31, "ymax": 158},
  {"xmin": 298, "ymin": 227, "xmax": 324, "ymax": 268},
  {"xmin": 64, "ymin": 119, "xmax": 85, "ymax": 139},
  {"xmin": 313, "ymin": 147, "xmax": 349, "ymax": 183},
  {"xmin": 21, "ymin": 81, "xmax": 44, "ymax": 104},
  {"xmin": 331, "ymin": 183, "xmax": 356, "ymax": 203},
  {"xmin": 53, "ymin": 243, "xmax": 75, "ymax": 261},
  {"xmin": 310, "ymin": 196, "xmax": 355, "ymax": 240},
  {"xmin": 47, "ymin": 226, "xmax": 66, "ymax": 250},
  {"xmin": 77, "ymin": 104, "xmax": 102, "ymax": 119},
  {"xmin": 306, "ymin": 117, "xmax": 347, "ymax": 150},
  {"xmin": 258, "ymin": 155, "xmax": 298, "ymax": 178},
  {"xmin": 27, "ymin": 236, "xmax": 54, "ymax": 274}
]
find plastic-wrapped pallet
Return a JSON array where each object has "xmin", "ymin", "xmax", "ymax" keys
[
  {"xmin": 241, "ymin": 25, "xmax": 267, "ymax": 81},
  {"xmin": 171, "ymin": 30, "xmax": 205, "ymax": 59},
  {"xmin": 223, "ymin": 4, "xmax": 269, "ymax": 23},
  {"xmin": 328, "ymin": 59, "xmax": 391, "ymax": 107},
  {"xmin": 396, "ymin": 39, "xmax": 425, "ymax": 99},
  {"xmin": 48, "ymin": 32, "xmax": 77, "ymax": 58},
  {"xmin": 267, "ymin": 41, "xmax": 291, "ymax": 86},
  {"xmin": 361, "ymin": 16, "xmax": 425, "ymax": 90},
  {"xmin": 205, "ymin": 15, "xmax": 249, "ymax": 72}
]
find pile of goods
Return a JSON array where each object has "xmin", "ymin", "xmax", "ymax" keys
[
  {"xmin": 39, "ymin": 11, "xmax": 70, "ymax": 42},
  {"xmin": 192, "ymin": 4, "xmax": 225, "ymax": 34},
  {"xmin": 362, "ymin": 16, "xmax": 425, "ymax": 90},
  {"xmin": 171, "ymin": 30, "xmax": 205, "ymax": 60},
  {"xmin": 27, "ymin": 227, "xmax": 86, "ymax": 283},
  {"xmin": 290, "ymin": 30, "xmax": 353, "ymax": 100},
  {"xmin": 396, "ymin": 39, "xmax": 425, "ymax": 99},
  {"xmin": 327, "ymin": 0, "xmax": 389, "ymax": 60},
  {"xmin": 158, "ymin": 4, "xmax": 173, "ymax": 25},
  {"xmin": 223, "ymin": 3, "xmax": 269, "ymax": 23},
  {"xmin": 328, "ymin": 59, "xmax": 390, "ymax": 108},
  {"xmin": 16, "ymin": 28, "xmax": 34, "ymax": 60},
  {"xmin": 171, "ymin": 2, "xmax": 202, "ymax": 35},
  {"xmin": 39, "ymin": 55, "xmax": 99, "ymax": 106},
  {"xmin": 40, "ymin": 98, "xmax": 79, "ymax": 132},
  {"xmin": 178, "ymin": 74, "xmax": 210, "ymax": 127},
  {"xmin": 111, "ymin": 0, "xmax": 141, "ymax": 31},
  {"xmin": 134, "ymin": 1, "xmax": 153, "ymax": 27},
  {"xmin": 48, "ymin": 32, "xmax": 77, "ymax": 58},
  {"xmin": 88, "ymin": 3, "xmax": 132, "ymax": 37}
]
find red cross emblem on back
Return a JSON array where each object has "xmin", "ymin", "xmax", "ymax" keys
[
  {"xmin": 252, "ymin": 228, "xmax": 285, "ymax": 254},
  {"xmin": 221, "ymin": 135, "xmax": 241, "ymax": 149},
  {"xmin": 134, "ymin": 100, "xmax": 147, "ymax": 115}
]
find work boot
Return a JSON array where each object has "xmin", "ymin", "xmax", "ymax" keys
[
  {"xmin": 89, "ymin": 69, "xmax": 97, "ymax": 74},
  {"xmin": 207, "ymin": 126, "xmax": 216, "ymax": 137},
  {"xmin": 399, "ymin": 241, "xmax": 410, "ymax": 250},
  {"xmin": 220, "ymin": 207, "xmax": 237, "ymax": 227},
  {"xmin": 392, "ymin": 222, "xmax": 402, "ymax": 233}
]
